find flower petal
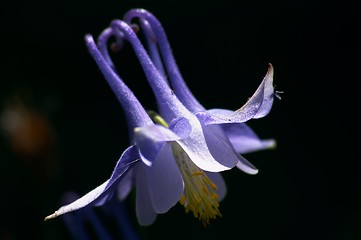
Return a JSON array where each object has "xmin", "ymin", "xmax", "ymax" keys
[
  {"xmin": 198, "ymin": 64, "xmax": 274, "ymax": 125},
  {"xmin": 205, "ymin": 172, "xmax": 227, "ymax": 201},
  {"xmin": 146, "ymin": 144, "xmax": 184, "ymax": 213},
  {"xmin": 117, "ymin": 168, "xmax": 134, "ymax": 200},
  {"xmin": 94, "ymin": 145, "xmax": 140, "ymax": 206},
  {"xmin": 202, "ymin": 123, "xmax": 259, "ymax": 174},
  {"xmin": 171, "ymin": 116, "xmax": 233, "ymax": 172},
  {"xmin": 236, "ymin": 159, "xmax": 258, "ymax": 175},
  {"xmin": 168, "ymin": 117, "xmax": 192, "ymax": 139},
  {"xmin": 135, "ymin": 164, "xmax": 157, "ymax": 226},
  {"xmin": 221, "ymin": 123, "xmax": 276, "ymax": 154},
  {"xmin": 251, "ymin": 63, "xmax": 275, "ymax": 119},
  {"xmin": 134, "ymin": 124, "xmax": 182, "ymax": 166},
  {"xmin": 201, "ymin": 124, "xmax": 239, "ymax": 168},
  {"xmin": 44, "ymin": 146, "xmax": 138, "ymax": 220},
  {"xmin": 44, "ymin": 180, "xmax": 111, "ymax": 221}
]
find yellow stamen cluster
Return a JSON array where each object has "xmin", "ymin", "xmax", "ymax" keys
[
  {"xmin": 148, "ymin": 110, "xmax": 221, "ymax": 226},
  {"xmin": 172, "ymin": 143, "xmax": 221, "ymax": 226}
]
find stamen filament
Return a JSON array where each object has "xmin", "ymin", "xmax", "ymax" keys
[{"xmin": 172, "ymin": 143, "xmax": 222, "ymax": 226}]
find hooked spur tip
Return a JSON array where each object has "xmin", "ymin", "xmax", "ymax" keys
[{"xmin": 84, "ymin": 34, "xmax": 93, "ymax": 42}]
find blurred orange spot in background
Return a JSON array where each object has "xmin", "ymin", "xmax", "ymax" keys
[{"xmin": 1, "ymin": 95, "xmax": 59, "ymax": 184}]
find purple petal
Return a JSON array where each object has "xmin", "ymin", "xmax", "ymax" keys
[
  {"xmin": 94, "ymin": 145, "xmax": 140, "ymax": 205},
  {"xmin": 135, "ymin": 164, "xmax": 157, "ymax": 226},
  {"xmin": 251, "ymin": 64, "xmax": 275, "ymax": 119},
  {"xmin": 168, "ymin": 117, "xmax": 192, "ymax": 139},
  {"xmin": 134, "ymin": 124, "xmax": 182, "ymax": 166},
  {"xmin": 201, "ymin": 124, "xmax": 239, "ymax": 168},
  {"xmin": 44, "ymin": 180, "xmax": 111, "ymax": 221},
  {"xmin": 198, "ymin": 64, "xmax": 274, "ymax": 125},
  {"xmin": 205, "ymin": 172, "xmax": 227, "ymax": 201},
  {"xmin": 221, "ymin": 123, "xmax": 276, "ymax": 154},
  {"xmin": 171, "ymin": 116, "xmax": 234, "ymax": 172},
  {"xmin": 117, "ymin": 168, "xmax": 134, "ymax": 200},
  {"xmin": 44, "ymin": 146, "xmax": 138, "ymax": 220},
  {"xmin": 145, "ymin": 144, "xmax": 184, "ymax": 213},
  {"xmin": 236, "ymin": 159, "xmax": 258, "ymax": 175},
  {"xmin": 202, "ymin": 123, "xmax": 258, "ymax": 174}
]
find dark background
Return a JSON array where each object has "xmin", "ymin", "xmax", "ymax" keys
[{"xmin": 1, "ymin": 0, "xmax": 360, "ymax": 239}]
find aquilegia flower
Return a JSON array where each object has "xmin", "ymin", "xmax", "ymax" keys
[
  {"xmin": 45, "ymin": 8, "xmax": 277, "ymax": 227},
  {"xmin": 105, "ymin": 17, "xmax": 275, "ymax": 222}
]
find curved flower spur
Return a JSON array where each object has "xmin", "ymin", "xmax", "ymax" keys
[{"xmin": 123, "ymin": 8, "xmax": 276, "ymax": 156}]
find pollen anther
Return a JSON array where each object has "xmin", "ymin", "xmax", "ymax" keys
[{"xmin": 172, "ymin": 143, "xmax": 222, "ymax": 226}]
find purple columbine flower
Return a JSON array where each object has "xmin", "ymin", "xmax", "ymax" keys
[
  {"xmin": 103, "ymin": 16, "xmax": 275, "ymax": 224},
  {"xmin": 122, "ymin": 9, "xmax": 276, "ymax": 157},
  {"xmin": 45, "ymin": 7, "xmax": 277, "ymax": 227}
]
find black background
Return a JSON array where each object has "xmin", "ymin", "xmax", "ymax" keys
[{"xmin": 1, "ymin": 0, "xmax": 360, "ymax": 239}]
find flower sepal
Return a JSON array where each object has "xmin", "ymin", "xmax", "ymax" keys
[{"xmin": 197, "ymin": 64, "xmax": 274, "ymax": 125}]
